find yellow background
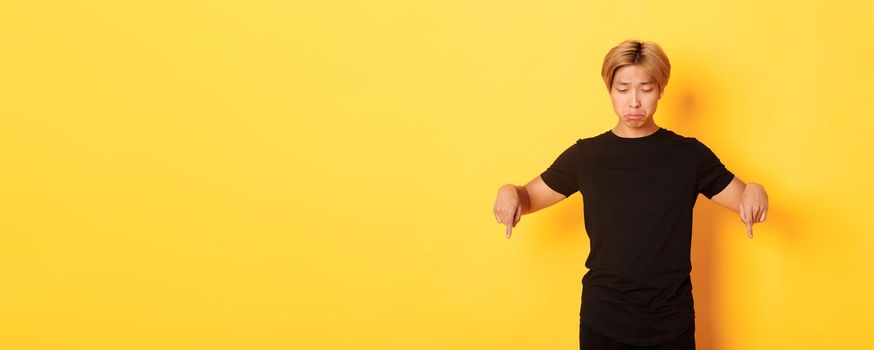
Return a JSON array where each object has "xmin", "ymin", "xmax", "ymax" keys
[{"xmin": 2, "ymin": 1, "xmax": 872, "ymax": 349}]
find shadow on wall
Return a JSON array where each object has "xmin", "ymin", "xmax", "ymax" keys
[
  {"xmin": 667, "ymin": 60, "xmax": 806, "ymax": 350},
  {"xmin": 667, "ymin": 61, "xmax": 724, "ymax": 350}
]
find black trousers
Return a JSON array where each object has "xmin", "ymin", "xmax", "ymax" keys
[{"xmin": 580, "ymin": 322, "xmax": 695, "ymax": 350}]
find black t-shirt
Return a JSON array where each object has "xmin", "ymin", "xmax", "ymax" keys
[{"xmin": 540, "ymin": 127, "xmax": 734, "ymax": 346}]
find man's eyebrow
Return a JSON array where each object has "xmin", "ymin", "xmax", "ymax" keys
[{"xmin": 616, "ymin": 81, "xmax": 653, "ymax": 85}]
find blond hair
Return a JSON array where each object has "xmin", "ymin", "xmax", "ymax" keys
[{"xmin": 601, "ymin": 39, "xmax": 671, "ymax": 94}]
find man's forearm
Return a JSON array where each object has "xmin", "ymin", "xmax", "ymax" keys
[{"xmin": 515, "ymin": 185, "xmax": 531, "ymax": 215}]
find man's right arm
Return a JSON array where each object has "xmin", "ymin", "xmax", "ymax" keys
[
  {"xmin": 494, "ymin": 176, "xmax": 568, "ymax": 238},
  {"xmin": 497, "ymin": 176, "xmax": 568, "ymax": 215},
  {"xmin": 520, "ymin": 175, "xmax": 568, "ymax": 214}
]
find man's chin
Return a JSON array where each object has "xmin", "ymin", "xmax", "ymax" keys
[{"xmin": 623, "ymin": 118, "xmax": 649, "ymax": 127}]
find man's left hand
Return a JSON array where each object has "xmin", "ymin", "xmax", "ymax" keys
[{"xmin": 739, "ymin": 183, "xmax": 769, "ymax": 239}]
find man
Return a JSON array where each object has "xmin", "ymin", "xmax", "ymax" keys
[{"xmin": 492, "ymin": 39, "xmax": 769, "ymax": 349}]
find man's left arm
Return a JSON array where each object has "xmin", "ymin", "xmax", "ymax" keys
[{"xmin": 710, "ymin": 176, "xmax": 769, "ymax": 239}]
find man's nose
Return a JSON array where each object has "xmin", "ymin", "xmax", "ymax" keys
[{"xmin": 629, "ymin": 92, "xmax": 641, "ymax": 108}]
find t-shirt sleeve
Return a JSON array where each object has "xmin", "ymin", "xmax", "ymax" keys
[
  {"xmin": 694, "ymin": 138, "xmax": 735, "ymax": 199},
  {"xmin": 539, "ymin": 142, "xmax": 580, "ymax": 197}
]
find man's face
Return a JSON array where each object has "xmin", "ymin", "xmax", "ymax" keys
[{"xmin": 609, "ymin": 65, "xmax": 661, "ymax": 128}]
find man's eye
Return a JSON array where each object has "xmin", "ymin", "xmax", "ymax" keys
[
  {"xmin": 617, "ymin": 90, "xmax": 628, "ymax": 93},
  {"xmin": 643, "ymin": 89, "xmax": 653, "ymax": 92}
]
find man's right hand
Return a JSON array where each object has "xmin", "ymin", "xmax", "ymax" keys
[{"xmin": 493, "ymin": 185, "xmax": 522, "ymax": 239}]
